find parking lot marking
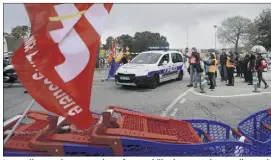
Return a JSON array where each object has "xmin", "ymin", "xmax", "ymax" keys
[
  {"xmin": 161, "ymin": 88, "xmax": 192, "ymax": 117},
  {"xmin": 191, "ymin": 89, "xmax": 271, "ymax": 98},
  {"xmin": 180, "ymin": 98, "xmax": 186, "ymax": 104},
  {"xmin": 170, "ymin": 108, "xmax": 179, "ymax": 118}
]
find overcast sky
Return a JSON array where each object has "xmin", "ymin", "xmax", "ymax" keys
[{"xmin": 4, "ymin": 3, "xmax": 271, "ymax": 49}]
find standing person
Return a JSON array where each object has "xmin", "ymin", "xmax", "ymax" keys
[
  {"xmin": 187, "ymin": 47, "xmax": 201, "ymax": 88},
  {"xmin": 226, "ymin": 51, "xmax": 235, "ymax": 86},
  {"xmin": 235, "ymin": 52, "xmax": 241, "ymax": 77},
  {"xmin": 204, "ymin": 53, "xmax": 217, "ymax": 90},
  {"xmin": 239, "ymin": 55, "xmax": 244, "ymax": 78},
  {"xmin": 242, "ymin": 54, "xmax": 250, "ymax": 82},
  {"xmin": 256, "ymin": 53, "xmax": 269, "ymax": 89},
  {"xmin": 247, "ymin": 54, "xmax": 256, "ymax": 85},
  {"xmin": 219, "ymin": 48, "xmax": 228, "ymax": 82}
]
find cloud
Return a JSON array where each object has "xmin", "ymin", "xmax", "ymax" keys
[{"xmin": 4, "ymin": 3, "xmax": 271, "ymax": 49}]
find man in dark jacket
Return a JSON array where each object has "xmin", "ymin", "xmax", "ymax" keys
[
  {"xmin": 226, "ymin": 51, "xmax": 235, "ymax": 86},
  {"xmin": 247, "ymin": 54, "xmax": 256, "ymax": 85},
  {"xmin": 235, "ymin": 52, "xmax": 241, "ymax": 77},
  {"xmin": 256, "ymin": 53, "xmax": 269, "ymax": 89},
  {"xmin": 219, "ymin": 48, "xmax": 228, "ymax": 82},
  {"xmin": 187, "ymin": 47, "xmax": 201, "ymax": 88},
  {"xmin": 242, "ymin": 54, "xmax": 250, "ymax": 82}
]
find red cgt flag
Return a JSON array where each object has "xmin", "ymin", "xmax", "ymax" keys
[{"xmin": 12, "ymin": 3, "xmax": 113, "ymax": 129}]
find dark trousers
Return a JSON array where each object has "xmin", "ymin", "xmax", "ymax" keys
[
  {"xmin": 243, "ymin": 67, "xmax": 248, "ymax": 82},
  {"xmin": 257, "ymin": 70, "xmax": 268, "ymax": 87},
  {"xmin": 208, "ymin": 72, "xmax": 215, "ymax": 89},
  {"xmin": 248, "ymin": 71, "xmax": 253, "ymax": 84},
  {"xmin": 227, "ymin": 67, "xmax": 234, "ymax": 85}
]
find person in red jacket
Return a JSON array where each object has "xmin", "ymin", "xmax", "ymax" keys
[
  {"xmin": 256, "ymin": 53, "xmax": 269, "ymax": 89},
  {"xmin": 187, "ymin": 47, "xmax": 201, "ymax": 88}
]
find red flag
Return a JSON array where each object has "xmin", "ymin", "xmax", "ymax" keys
[
  {"xmin": 111, "ymin": 39, "xmax": 117, "ymax": 56},
  {"xmin": 12, "ymin": 4, "xmax": 113, "ymax": 129}
]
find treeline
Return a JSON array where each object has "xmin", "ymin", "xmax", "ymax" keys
[
  {"xmin": 217, "ymin": 8, "xmax": 271, "ymax": 52},
  {"xmin": 102, "ymin": 31, "xmax": 169, "ymax": 53}
]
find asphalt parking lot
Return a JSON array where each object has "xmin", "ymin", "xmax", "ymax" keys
[{"xmin": 4, "ymin": 68, "xmax": 271, "ymax": 128}]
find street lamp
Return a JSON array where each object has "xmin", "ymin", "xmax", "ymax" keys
[{"xmin": 213, "ymin": 25, "xmax": 217, "ymax": 49}]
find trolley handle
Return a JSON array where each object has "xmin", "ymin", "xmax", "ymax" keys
[{"xmin": 231, "ymin": 128, "xmax": 249, "ymax": 143}]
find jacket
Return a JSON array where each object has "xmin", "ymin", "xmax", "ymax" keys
[
  {"xmin": 226, "ymin": 55, "xmax": 235, "ymax": 68},
  {"xmin": 220, "ymin": 53, "xmax": 227, "ymax": 65},
  {"xmin": 248, "ymin": 59, "xmax": 256, "ymax": 72},
  {"xmin": 204, "ymin": 58, "xmax": 217, "ymax": 73}
]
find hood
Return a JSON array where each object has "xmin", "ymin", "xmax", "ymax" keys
[
  {"xmin": 121, "ymin": 63, "xmax": 151, "ymax": 70},
  {"xmin": 117, "ymin": 63, "xmax": 154, "ymax": 76}
]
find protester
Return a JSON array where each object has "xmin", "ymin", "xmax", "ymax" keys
[
  {"xmin": 226, "ymin": 51, "xmax": 235, "ymax": 86},
  {"xmin": 235, "ymin": 52, "xmax": 241, "ymax": 77},
  {"xmin": 187, "ymin": 47, "xmax": 201, "ymax": 88},
  {"xmin": 238, "ymin": 55, "xmax": 244, "ymax": 78},
  {"xmin": 219, "ymin": 48, "xmax": 228, "ymax": 82},
  {"xmin": 247, "ymin": 54, "xmax": 256, "ymax": 85},
  {"xmin": 256, "ymin": 53, "xmax": 269, "ymax": 89},
  {"xmin": 204, "ymin": 53, "xmax": 217, "ymax": 90},
  {"xmin": 242, "ymin": 54, "xmax": 250, "ymax": 82}
]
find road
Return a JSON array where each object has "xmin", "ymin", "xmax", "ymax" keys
[{"xmin": 4, "ymin": 68, "xmax": 271, "ymax": 128}]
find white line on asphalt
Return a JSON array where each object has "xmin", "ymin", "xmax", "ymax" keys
[
  {"xmin": 191, "ymin": 89, "xmax": 271, "ymax": 98},
  {"xmin": 180, "ymin": 98, "xmax": 186, "ymax": 104},
  {"xmin": 161, "ymin": 88, "xmax": 193, "ymax": 117},
  {"xmin": 170, "ymin": 108, "xmax": 179, "ymax": 118}
]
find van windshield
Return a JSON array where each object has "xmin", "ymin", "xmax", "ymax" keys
[{"xmin": 130, "ymin": 53, "xmax": 162, "ymax": 64}]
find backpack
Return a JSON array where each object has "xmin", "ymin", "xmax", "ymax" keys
[{"xmin": 261, "ymin": 59, "xmax": 268, "ymax": 69}]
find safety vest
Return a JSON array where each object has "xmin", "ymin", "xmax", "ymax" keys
[
  {"xmin": 209, "ymin": 59, "xmax": 217, "ymax": 73},
  {"xmin": 226, "ymin": 57, "xmax": 235, "ymax": 68}
]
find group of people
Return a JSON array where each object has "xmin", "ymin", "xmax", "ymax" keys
[{"xmin": 185, "ymin": 45, "xmax": 269, "ymax": 91}]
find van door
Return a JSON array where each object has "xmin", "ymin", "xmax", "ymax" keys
[
  {"xmin": 158, "ymin": 54, "xmax": 171, "ymax": 82},
  {"xmin": 170, "ymin": 53, "xmax": 183, "ymax": 79}
]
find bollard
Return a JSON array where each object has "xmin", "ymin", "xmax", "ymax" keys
[
  {"xmin": 252, "ymin": 72, "xmax": 259, "ymax": 93},
  {"xmin": 199, "ymin": 73, "xmax": 207, "ymax": 93}
]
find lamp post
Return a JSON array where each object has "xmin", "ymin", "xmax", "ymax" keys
[
  {"xmin": 186, "ymin": 4, "xmax": 189, "ymax": 49},
  {"xmin": 213, "ymin": 25, "xmax": 217, "ymax": 49}
]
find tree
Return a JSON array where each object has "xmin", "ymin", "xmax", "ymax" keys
[
  {"xmin": 116, "ymin": 34, "xmax": 133, "ymax": 51},
  {"xmin": 104, "ymin": 36, "xmax": 114, "ymax": 50},
  {"xmin": 132, "ymin": 31, "xmax": 169, "ymax": 52},
  {"xmin": 217, "ymin": 16, "xmax": 252, "ymax": 52},
  {"xmin": 11, "ymin": 25, "xmax": 29, "ymax": 40},
  {"xmin": 243, "ymin": 23, "xmax": 258, "ymax": 52},
  {"xmin": 254, "ymin": 8, "xmax": 271, "ymax": 51}
]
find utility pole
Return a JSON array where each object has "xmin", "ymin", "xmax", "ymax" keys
[
  {"xmin": 213, "ymin": 25, "xmax": 217, "ymax": 49},
  {"xmin": 186, "ymin": 4, "xmax": 189, "ymax": 49}
]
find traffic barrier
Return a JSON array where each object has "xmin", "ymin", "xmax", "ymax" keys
[
  {"xmin": 199, "ymin": 73, "xmax": 207, "ymax": 93},
  {"xmin": 3, "ymin": 111, "xmax": 54, "ymax": 156},
  {"xmin": 252, "ymin": 72, "xmax": 259, "ymax": 92},
  {"xmin": 4, "ymin": 107, "xmax": 271, "ymax": 156},
  {"xmin": 238, "ymin": 109, "xmax": 271, "ymax": 156}
]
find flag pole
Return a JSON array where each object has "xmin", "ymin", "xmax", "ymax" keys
[{"xmin": 4, "ymin": 99, "xmax": 35, "ymax": 145}]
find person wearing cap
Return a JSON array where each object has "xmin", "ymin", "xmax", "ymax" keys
[
  {"xmin": 187, "ymin": 47, "xmax": 201, "ymax": 88},
  {"xmin": 226, "ymin": 51, "xmax": 235, "ymax": 86},
  {"xmin": 219, "ymin": 48, "xmax": 228, "ymax": 82},
  {"xmin": 256, "ymin": 53, "xmax": 269, "ymax": 89}
]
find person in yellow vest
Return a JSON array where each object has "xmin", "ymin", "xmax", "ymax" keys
[
  {"xmin": 206, "ymin": 53, "xmax": 217, "ymax": 90},
  {"xmin": 226, "ymin": 51, "xmax": 235, "ymax": 86}
]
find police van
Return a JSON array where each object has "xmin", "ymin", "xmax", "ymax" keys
[{"xmin": 115, "ymin": 47, "xmax": 184, "ymax": 89}]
